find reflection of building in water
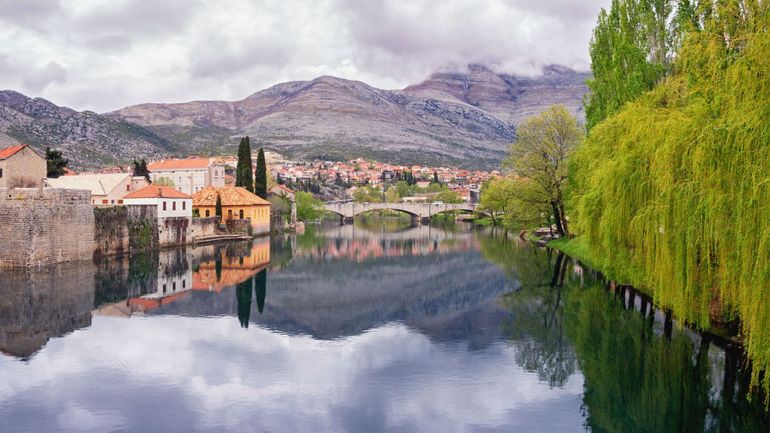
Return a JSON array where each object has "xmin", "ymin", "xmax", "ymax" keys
[
  {"xmin": 93, "ymin": 248, "xmax": 193, "ymax": 317},
  {"xmin": 193, "ymin": 238, "xmax": 270, "ymax": 293},
  {"xmin": 0, "ymin": 262, "xmax": 96, "ymax": 358}
]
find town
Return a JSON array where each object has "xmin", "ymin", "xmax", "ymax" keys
[{"xmin": 0, "ymin": 140, "xmax": 496, "ymax": 268}]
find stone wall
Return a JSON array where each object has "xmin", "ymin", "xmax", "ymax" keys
[
  {"xmin": 94, "ymin": 207, "xmax": 129, "ymax": 257},
  {"xmin": 159, "ymin": 217, "xmax": 190, "ymax": 246},
  {"xmin": 93, "ymin": 205, "xmax": 158, "ymax": 257},
  {"xmin": 191, "ymin": 217, "xmax": 219, "ymax": 239},
  {"xmin": 127, "ymin": 205, "xmax": 159, "ymax": 252},
  {"xmin": 0, "ymin": 188, "xmax": 95, "ymax": 268}
]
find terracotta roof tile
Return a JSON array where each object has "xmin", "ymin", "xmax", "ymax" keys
[
  {"xmin": 124, "ymin": 185, "xmax": 191, "ymax": 199},
  {"xmin": 0, "ymin": 144, "xmax": 28, "ymax": 160},
  {"xmin": 193, "ymin": 186, "xmax": 270, "ymax": 207}
]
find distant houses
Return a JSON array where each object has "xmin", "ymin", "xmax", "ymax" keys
[
  {"xmin": 147, "ymin": 158, "xmax": 225, "ymax": 195},
  {"xmin": 0, "ymin": 144, "xmax": 46, "ymax": 188}
]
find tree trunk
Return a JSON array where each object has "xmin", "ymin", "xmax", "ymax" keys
[{"xmin": 551, "ymin": 201, "xmax": 566, "ymax": 237}]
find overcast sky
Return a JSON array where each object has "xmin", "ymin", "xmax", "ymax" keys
[{"xmin": 0, "ymin": 0, "xmax": 609, "ymax": 112}]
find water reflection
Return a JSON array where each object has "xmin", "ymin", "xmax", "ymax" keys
[{"xmin": 0, "ymin": 222, "xmax": 768, "ymax": 432}]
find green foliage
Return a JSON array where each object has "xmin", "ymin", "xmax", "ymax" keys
[
  {"xmin": 45, "ymin": 147, "xmax": 68, "ymax": 178},
  {"xmin": 132, "ymin": 159, "xmax": 150, "ymax": 181},
  {"xmin": 353, "ymin": 186, "xmax": 384, "ymax": 203},
  {"xmin": 235, "ymin": 136, "xmax": 254, "ymax": 192},
  {"xmin": 255, "ymin": 147, "xmax": 267, "ymax": 199},
  {"xmin": 504, "ymin": 105, "xmax": 583, "ymax": 236},
  {"xmin": 153, "ymin": 177, "xmax": 175, "ymax": 187},
  {"xmin": 296, "ymin": 191, "xmax": 323, "ymax": 221},
  {"xmin": 584, "ymin": 0, "xmax": 678, "ymax": 130},
  {"xmin": 571, "ymin": 1, "xmax": 770, "ymax": 397}
]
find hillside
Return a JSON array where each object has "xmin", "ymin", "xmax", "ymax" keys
[
  {"xmin": 0, "ymin": 65, "xmax": 589, "ymax": 169},
  {"xmin": 0, "ymin": 90, "xmax": 173, "ymax": 168},
  {"xmin": 110, "ymin": 65, "xmax": 589, "ymax": 169}
]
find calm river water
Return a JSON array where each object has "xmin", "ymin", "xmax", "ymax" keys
[{"xmin": 1, "ymin": 219, "xmax": 768, "ymax": 433}]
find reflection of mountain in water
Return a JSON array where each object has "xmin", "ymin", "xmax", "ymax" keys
[
  {"xmin": 0, "ymin": 263, "xmax": 95, "ymax": 358},
  {"xmin": 148, "ymin": 248, "xmax": 517, "ymax": 348}
]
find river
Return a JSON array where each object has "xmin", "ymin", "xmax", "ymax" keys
[{"xmin": 0, "ymin": 219, "xmax": 768, "ymax": 432}]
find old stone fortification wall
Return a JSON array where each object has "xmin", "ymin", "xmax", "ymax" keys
[
  {"xmin": 0, "ymin": 188, "xmax": 95, "ymax": 268},
  {"xmin": 191, "ymin": 217, "xmax": 219, "ymax": 239},
  {"xmin": 93, "ymin": 205, "xmax": 159, "ymax": 257},
  {"xmin": 159, "ymin": 217, "xmax": 190, "ymax": 247}
]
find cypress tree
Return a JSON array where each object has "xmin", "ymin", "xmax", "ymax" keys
[
  {"xmin": 236, "ymin": 136, "xmax": 254, "ymax": 192},
  {"xmin": 215, "ymin": 194, "xmax": 222, "ymax": 221},
  {"xmin": 254, "ymin": 147, "xmax": 268, "ymax": 199}
]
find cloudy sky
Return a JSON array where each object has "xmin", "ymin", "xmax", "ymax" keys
[{"xmin": 0, "ymin": 0, "xmax": 609, "ymax": 112}]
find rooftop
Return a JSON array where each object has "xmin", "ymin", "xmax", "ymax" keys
[
  {"xmin": 0, "ymin": 144, "xmax": 29, "ymax": 160},
  {"xmin": 45, "ymin": 173, "xmax": 131, "ymax": 196},
  {"xmin": 193, "ymin": 186, "xmax": 271, "ymax": 207},
  {"xmin": 124, "ymin": 185, "xmax": 191, "ymax": 199}
]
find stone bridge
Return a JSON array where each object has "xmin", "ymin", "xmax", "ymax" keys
[{"xmin": 323, "ymin": 201, "xmax": 483, "ymax": 223}]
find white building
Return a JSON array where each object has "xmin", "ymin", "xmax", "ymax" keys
[
  {"xmin": 45, "ymin": 173, "xmax": 149, "ymax": 206},
  {"xmin": 123, "ymin": 185, "xmax": 193, "ymax": 246},
  {"xmin": 147, "ymin": 158, "xmax": 225, "ymax": 195}
]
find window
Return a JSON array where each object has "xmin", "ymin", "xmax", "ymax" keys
[
  {"xmin": 182, "ymin": 201, "xmax": 186, "ymax": 210},
  {"xmin": 239, "ymin": 209, "xmax": 244, "ymax": 219},
  {"xmin": 163, "ymin": 201, "xmax": 167, "ymax": 211},
  {"xmin": 182, "ymin": 279, "xmax": 186, "ymax": 289},
  {"xmin": 102, "ymin": 199, "xmax": 108, "ymax": 204},
  {"xmin": 228, "ymin": 209, "xmax": 233, "ymax": 219},
  {"xmin": 126, "ymin": 185, "xmax": 130, "ymax": 191},
  {"xmin": 205, "ymin": 209, "xmax": 210, "ymax": 217},
  {"xmin": 0, "ymin": 168, "xmax": 3, "ymax": 178},
  {"xmin": 173, "ymin": 201, "xmax": 176, "ymax": 211},
  {"xmin": 163, "ymin": 284, "xmax": 167, "ymax": 293},
  {"xmin": 118, "ymin": 200, "xmax": 123, "ymax": 204},
  {"xmin": 172, "ymin": 282, "xmax": 176, "ymax": 291}
]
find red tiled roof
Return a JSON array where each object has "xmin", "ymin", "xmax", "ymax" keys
[
  {"xmin": 0, "ymin": 144, "xmax": 28, "ymax": 160},
  {"xmin": 124, "ymin": 185, "xmax": 191, "ymax": 199},
  {"xmin": 147, "ymin": 158, "xmax": 211, "ymax": 170},
  {"xmin": 193, "ymin": 186, "xmax": 270, "ymax": 206}
]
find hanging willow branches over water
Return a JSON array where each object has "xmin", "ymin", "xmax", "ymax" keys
[{"xmin": 571, "ymin": 1, "xmax": 770, "ymax": 396}]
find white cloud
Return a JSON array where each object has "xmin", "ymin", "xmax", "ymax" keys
[
  {"xmin": 0, "ymin": 317, "xmax": 586, "ymax": 432},
  {"xmin": 0, "ymin": 0, "xmax": 609, "ymax": 112}
]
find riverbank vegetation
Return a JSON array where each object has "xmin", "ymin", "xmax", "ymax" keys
[
  {"xmin": 479, "ymin": 105, "xmax": 582, "ymax": 235},
  {"xmin": 567, "ymin": 0, "xmax": 770, "ymax": 397}
]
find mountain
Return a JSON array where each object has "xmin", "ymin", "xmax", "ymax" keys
[
  {"xmin": 110, "ymin": 65, "xmax": 589, "ymax": 169},
  {"xmin": 0, "ymin": 90, "xmax": 173, "ymax": 167},
  {"xmin": 0, "ymin": 65, "xmax": 589, "ymax": 169},
  {"xmin": 403, "ymin": 64, "xmax": 589, "ymax": 125}
]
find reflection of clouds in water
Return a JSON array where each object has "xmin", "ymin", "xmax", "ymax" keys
[{"xmin": 0, "ymin": 316, "xmax": 584, "ymax": 432}]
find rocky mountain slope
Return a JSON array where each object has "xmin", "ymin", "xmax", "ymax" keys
[
  {"xmin": 111, "ymin": 65, "xmax": 589, "ymax": 168},
  {"xmin": 1, "ymin": 65, "xmax": 589, "ymax": 169},
  {"xmin": 0, "ymin": 90, "xmax": 173, "ymax": 167}
]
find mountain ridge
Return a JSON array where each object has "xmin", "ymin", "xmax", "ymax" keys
[{"xmin": 1, "ymin": 65, "xmax": 590, "ymax": 169}]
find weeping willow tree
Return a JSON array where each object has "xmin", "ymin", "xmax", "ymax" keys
[{"xmin": 571, "ymin": 1, "xmax": 770, "ymax": 396}]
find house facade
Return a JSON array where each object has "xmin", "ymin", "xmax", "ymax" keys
[
  {"xmin": 45, "ymin": 173, "xmax": 149, "ymax": 206},
  {"xmin": 192, "ymin": 186, "xmax": 271, "ymax": 235},
  {"xmin": 147, "ymin": 158, "xmax": 226, "ymax": 196},
  {"xmin": 0, "ymin": 144, "xmax": 47, "ymax": 188},
  {"xmin": 124, "ymin": 185, "xmax": 193, "ymax": 246}
]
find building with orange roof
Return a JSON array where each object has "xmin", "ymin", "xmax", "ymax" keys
[
  {"xmin": 147, "ymin": 157, "xmax": 225, "ymax": 195},
  {"xmin": 192, "ymin": 186, "xmax": 270, "ymax": 235},
  {"xmin": 125, "ymin": 185, "xmax": 193, "ymax": 245},
  {"xmin": 0, "ymin": 144, "xmax": 46, "ymax": 188}
]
